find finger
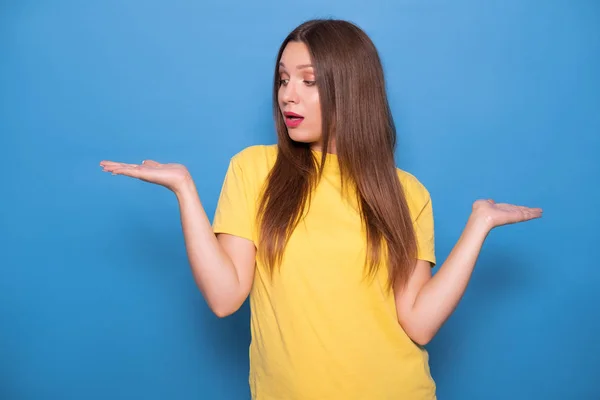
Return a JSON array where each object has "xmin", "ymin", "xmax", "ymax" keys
[
  {"xmin": 103, "ymin": 162, "xmax": 139, "ymax": 168},
  {"xmin": 520, "ymin": 207, "xmax": 542, "ymax": 220},
  {"xmin": 529, "ymin": 207, "xmax": 543, "ymax": 213},
  {"xmin": 530, "ymin": 209, "xmax": 543, "ymax": 218},
  {"xmin": 102, "ymin": 162, "xmax": 140, "ymax": 172},
  {"xmin": 518, "ymin": 206, "xmax": 543, "ymax": 215},
  {"xmin": 100, "ymin": 161, "xmax": 128, "ymax": 167},
  {"xmin": 111, "ymin": 166, "xmax": 144, "ymax": 178},
  {"xmin": 101, "ymin": 164, "xmax": 124, "ymax": 173}
]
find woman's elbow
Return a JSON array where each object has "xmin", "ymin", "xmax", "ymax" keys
[
  {"xmin": 402, "ymin": 323, "xmax": 436, "ymax": 346},
  {"xmin": 208, "ymin": 298, "xmax": 243, "ymax": 318},
  {"xmin": 212, "ymin": 307, "xmax": 235, "ymax": 318},
  {"xmin": 410, "ymin": 332, "xmax": 434, "ymax": 346}
]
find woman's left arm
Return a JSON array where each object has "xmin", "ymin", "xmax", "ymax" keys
[{"xmin": 395, "ymin": 199, "xmax": 543, "ymax": 346}]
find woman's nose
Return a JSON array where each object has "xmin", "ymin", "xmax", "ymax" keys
[{"xmin": 282, "ymin": 82, "xmax": 299, "ymax": 104}]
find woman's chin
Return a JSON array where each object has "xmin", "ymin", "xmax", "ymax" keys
[{"xmin": 287, "ymin": 131, "xmax": 320, "ymax": 144}]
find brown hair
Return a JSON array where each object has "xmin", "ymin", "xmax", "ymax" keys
[{"xmin": 256, "ymin": 19, "xmax": 417, "ymax": 291}]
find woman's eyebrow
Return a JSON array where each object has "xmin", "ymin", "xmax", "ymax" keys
[{"xmin": 278, "ymin": 62, "xmax": 314, "ymax": 70}]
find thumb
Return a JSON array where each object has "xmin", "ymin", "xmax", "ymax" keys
[{"xmin": 142, "ymin": 160, "xmax": 161, "ymax": 166}]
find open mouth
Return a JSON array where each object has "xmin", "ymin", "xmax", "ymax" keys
[
  {"xmin": 284, "ymin": 112, "xmax": 304, "ymax": 120},
  {"xmin": 284, "ymin": 112, "xmax": 304, "ymax": 127}
]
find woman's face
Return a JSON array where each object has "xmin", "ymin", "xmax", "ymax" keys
[{"xmin": 277, "ymin": 41, "xmax": 325, "ymax": 151}]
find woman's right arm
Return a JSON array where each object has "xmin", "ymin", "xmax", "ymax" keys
[
  {"xmin": 175, "ymin": 178, "xmax": 256, "ymax": 317},
  {"xmin": 100, "ymin": 159, "xmax": 256, "ymax": 318}
]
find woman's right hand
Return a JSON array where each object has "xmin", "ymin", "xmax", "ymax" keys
[{"xmin": 100, "ymin": 159, "xmax": 192, "ymax": 193}]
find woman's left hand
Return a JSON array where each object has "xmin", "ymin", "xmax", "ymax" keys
[{"xmin": 472, "ymin": 199, "xmax": 543, "ymax": 230}]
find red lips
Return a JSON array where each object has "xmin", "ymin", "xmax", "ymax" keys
[
  {"xmin": 284, "ymin": 111, "xmax": 304, "ymax": 118},
  {"xmin": 283, "ymin": 111, "xmax": 304, "ymax": 128}
]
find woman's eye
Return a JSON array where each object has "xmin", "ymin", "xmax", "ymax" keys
[
  {"xmin": 304, "ymin": 80, "xmax": 316, "ymax": 86},
  {"xmin": 279, "ymin": 79, "xmax": 289, "ymax": 86}
]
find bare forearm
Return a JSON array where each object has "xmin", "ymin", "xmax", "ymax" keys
[
  {"xmin": 410, "ymin": 213, "xmax": 492, "ymax": 342},
  {"xmin": 174, "ymin": 179, "xmax": 242, "ymax": 314}
]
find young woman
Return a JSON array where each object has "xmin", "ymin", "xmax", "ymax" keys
[{"xmin": 100, "ymin": 19, "xmax": 542, "ymax": 400}]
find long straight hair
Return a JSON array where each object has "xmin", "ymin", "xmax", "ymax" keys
[{"xmin": 256, "ymin": 19, "xmax": 417, "ymax": 291}]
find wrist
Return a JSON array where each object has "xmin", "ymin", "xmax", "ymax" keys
[
  {"xmin": 173, "ymin": 174, "xmax": 196, "ymax": 199},
  {"xmin": 467, "ymin": 208, "xmax": 494, "ymax": 237}
]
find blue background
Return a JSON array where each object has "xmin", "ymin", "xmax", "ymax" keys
[{"xmin": 1, "ymin": 1, "xmax": 598, "ymax": 399}]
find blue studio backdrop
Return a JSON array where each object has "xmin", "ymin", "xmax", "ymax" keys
[{"xmin": 1, "ymin": 1, "xmax": 598, "ymax": 399}]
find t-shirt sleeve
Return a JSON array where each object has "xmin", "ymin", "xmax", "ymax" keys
[
  {"xmin": 414, "ymin": 189, "xmax": 436, "ymax": 266},
  {"xmin": 212, "ymin": 153, "xmax": 256, "ymax": 244}
]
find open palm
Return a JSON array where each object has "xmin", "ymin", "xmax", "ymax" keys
[
  {"xmin": 99, "ymin": 159, "xmax": 191, "ymax": 192},
  {"xmin": 473, "ymin": 199, "xmax": 543, "ymax": 229}
]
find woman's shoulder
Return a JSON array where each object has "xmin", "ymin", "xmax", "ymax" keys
[
  {"xmin": 227, "ymin": 144, "xmax": 278, "ymax": 186},
  {"xmin": 396, "ymin": 167, "xmax": 432, "ymax": 208},
  {"xmin": 231, "ymin": 143, "xmax": 278, "ymax": 165}
]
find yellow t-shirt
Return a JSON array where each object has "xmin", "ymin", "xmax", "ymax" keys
[{"xmin": 212, "ymin": 144, "xmax": 437, "ymax": 400}]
